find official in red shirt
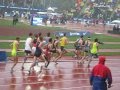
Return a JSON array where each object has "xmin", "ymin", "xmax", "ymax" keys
[{"xmin": 90, "ymin": 56, "xmax": 112, "ymax": 90}]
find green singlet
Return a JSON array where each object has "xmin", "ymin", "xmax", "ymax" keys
[
  {"xmin": 11, "ymin": 41, "xmax": 17, "ymax": 56},
  {"xmin": 91, "ymin": 42, "xmax": 98, "ymax": 54}
]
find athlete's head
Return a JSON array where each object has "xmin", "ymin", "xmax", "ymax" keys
[
  {"xmin": 47, "ymin": 32, "xmax": 51, "ymax": 37},
  {"xmin": 40, "ymin": 37, "xmax": 43, "ymax": 41},
  {"xmin": 94, "ymin": 38, "xmax": 98, "ymax": 42},
  {"xmin": 34, "ymin": 33, "xmax": 38, "ymax": 38},
  {"xmin": 16, "ymin": 37, "xmax": 20, "ymax": 41},
  {"xmin": 29, "ymin": 32, "xmax": 33, "ymax": 37},
  {"xmin": 38, "ymin": 32, "xmax": 42, "ymax": 37},
  {"xmin": 80, "ymin": 35, "xmax": 83, "ymax": 38}
]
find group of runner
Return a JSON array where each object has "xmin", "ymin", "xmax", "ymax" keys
[
  {"xmin": 73, "ymin": 36, "xmax": 101, "ymax": 67},
  {"xmin": 10, "ymin": 32, "xmax": 101, "ymax": 73}
]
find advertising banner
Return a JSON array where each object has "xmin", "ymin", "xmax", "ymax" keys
[{"xmin": 54, "ymin": 31, "xmax": 91, "ymax": 36}]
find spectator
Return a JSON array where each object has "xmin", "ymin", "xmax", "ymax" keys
[
  {"xmin": 90, "ymin": 56, "xmax": 112, "ymax": 90},
  {"xmin": 13, "ymin": 13, "xmax": 18, "ymax": 26},
  {"xmin": 113, "ymin": 25, "xmax": 116, "ymax": 32},
  {"xmin": 116, "ymin": 24, "xmax": 120, "ymax": 32}
]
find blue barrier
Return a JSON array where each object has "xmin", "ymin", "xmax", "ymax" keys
[{"xmin": 0, "ymin": 51, "xmax": 7, "ymax": 62}]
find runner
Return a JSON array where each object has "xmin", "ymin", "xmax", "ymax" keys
[
  {"xmin": 37, "ymin": 32, "xmax": 42, "ymax": 42},
  {"xmin": 73, "ymin": 35, "xmax": 84, "ymax": 59},
  {"xmin": 21, "ymin": 33, "xmax": 33, "ymax": 70},
  {"xmin": 54, "ymin": 33, "xmax": 68, "ymax": 64},
  {"xmin": 31, "ymin": 33, "xmax": 43, "ymax": 56},
  {"xmin": 78, "ymin": 37, "xmax": 92, "ymax": 64},
  {"xmin": 87, "ymin": 38, "xmax": 99, "ymax": 67},
  {"xmin": 31, "ymin": 34, "xmax": 38, "ymax": 55},
  {"xmin": 44, "ymin": 32, "xmax": 52, "ymax": 45},
  {"xmin": 44, "ymin": 38, "xmax": 53, "ymax": 66},
  {"xmin": 29, "ymin": 37, "xmax": 49, "ymax": 74},
  {"xmin": 51, "ymin": 36, "xmax": 60, "ymax": 60},
  {"xmin": 10, "ymin": 37, "xmax": 20, "ymax": 73},
  {"xmin": 44, "ymin": 37, "xmax": 60, "ymax": 65},
  {"xmin": 53, "ymin": 36, "xmax": 60, "ymax": 49}
]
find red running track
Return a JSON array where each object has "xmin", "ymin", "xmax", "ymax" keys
[{"xmin": 0, "ymin": 57, "xmax": 120, "ymax": 90}]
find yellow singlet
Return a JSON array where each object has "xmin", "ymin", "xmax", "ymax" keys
[
  {"xmin": 60, "ymin": 36, "xmax": 67, "ymax": 46},
  {"xmin": 91, "ymin": 42, "xmax": 98, "ymax": 54},
  {"xmin": 11, "ymin": 41, "xmax": 18, "ymax": 56}
]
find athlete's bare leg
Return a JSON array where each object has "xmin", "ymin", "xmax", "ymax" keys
[
  {"xmin": 21, "ymin": 54, "xmax": 33, "ymax": 70},
  {"xmin": 54, "ymin": 49, "xmax": 67, "ymax": 65},
  {"xmin": 11, "ymin": 56, "xmax": 18, "ymax": 73}
]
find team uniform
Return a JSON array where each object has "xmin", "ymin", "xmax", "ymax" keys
[
  {"xmin": 24, "ymin": 37, "xmax": 33, "ymax": 55},
  {"xmin": 34, "ymin": 42, "xmax": 43, "ymax": 57},
  {"xmin": 44, "ymin": 44, "xmax": 52, "ymax": 59},
  {"xmin": 11, "ymin": 38, "xmax": 20, "ymax": 73},
  {"xmin": 50, "ymin": 42, "xmax": 58, "ymax": 53},
  {"xmin": 60, "ymin": 36, "xmax": 68, "ymax": 51},
  {"xmin": 78, "ymin": 39, "xmax": 91, "ymax": 64},
  {"xmin": 29, "ymin": 40, "xmax": 47, "ymax": 74},
  {"xmin": 11, "ymin": 40, "xmax": 19, "ymax": 57},
  {"xmin": 54, "ymin": 35, "xmax": 68, "ymax": 64},
  {"xmin": 31, "ymin": 39, "xmax": 37, "ymax": 55},
  {"xmin": 90, "ymin": 42, "xmax": 98, "ymax": 58},
  {"xmin": 74, "ymin": 36, "xmax": 84, "ymax": 59},
  {"xmin": 21, "ymin": 36, "xmax": 33, "ymax": 70},
  {"xmin": 86, "ymin": 41, "xmax": 99, "ymax": 67},
  {"xmin": 74, "ymin": 38, "xmax": 81, "ymax": 50},
  {"xmin": 44, "ymin": 37, "xmax": 51, "ymax": 44},
  {"xmin": 50, "ymin": 38, "xmax": 59, "ymax": 53},
  {"xmin": 45, "ymin": 38, "xmax": 59, "ymax": 60},
  {"xmin": 83, "ymin": 39, "xmax": 91, "ymax": 57}
]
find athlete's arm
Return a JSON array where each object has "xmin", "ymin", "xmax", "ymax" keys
[
  {"xmin": 96, "ymin": 42, "xmax": 99, "ymax": 51},
  {"xmin": 16, "ymin": 41, "xmax": 20, "ymax": 50}
]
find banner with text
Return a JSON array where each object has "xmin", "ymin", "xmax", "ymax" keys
[{"xmin": 54, "ymin": 31, "xmax": 91, "ymax": 36}]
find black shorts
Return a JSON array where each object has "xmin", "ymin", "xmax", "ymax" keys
[
  {"xmin": 34, "ymin": 49, "xmax": 42, "ymax": 57},
  {"xmin": 84, "ymin": 47, "xmax": 90, "ymax": 52},
  {"xmin": 25, "ymin": 50, "xmax": 31, "ymax": 55},
  {"xmin": 90, "ymin": 53, "xmax": 98, "ymax": 58},
  {"xmin": 75, "ymin": 46, "xmax": 81, "ymax": 50},
  {"xmin": 60, "ymin": 46, "xmax": 65, "ymax": 51},
  {"xmin": 50, "ymin": 49, "xmax": 57, "ymax": 53}
]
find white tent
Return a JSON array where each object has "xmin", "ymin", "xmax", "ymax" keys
[
  {"xmin": 111, "ymin": 20, "xmax": 120, "ymax": 24},
  {"xmin": 47, "ymin": 7, "xmax": 55, "ymax": 12}
]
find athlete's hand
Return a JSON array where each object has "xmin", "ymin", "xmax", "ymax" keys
[{"xmin": 108, "ymin": 84, "xmax": 112, "ymax": 88}]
